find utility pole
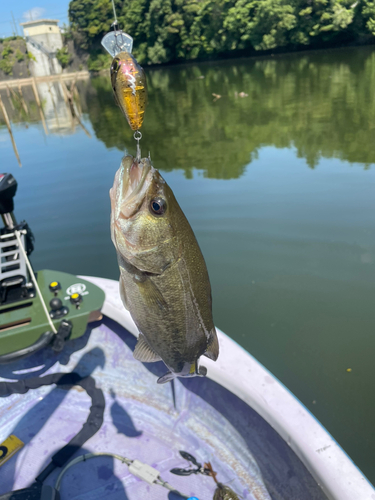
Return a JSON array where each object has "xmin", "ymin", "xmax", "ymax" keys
[{"xmin": 11, "ymin": 11, "xmax": 19, "ymax": 36}]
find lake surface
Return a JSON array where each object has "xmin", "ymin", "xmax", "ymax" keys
[{"xmin": 1, "ymin": 46, "xmax": 375, "ymax": 484}]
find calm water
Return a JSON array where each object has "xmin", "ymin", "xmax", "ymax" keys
[{"xmin": 1, "ymin": 46, "xmax": 375, "ymax": 484}]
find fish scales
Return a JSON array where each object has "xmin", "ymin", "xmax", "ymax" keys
[{"xmin": 110, "ymin": 155, "xmax": 219, "ymax": 382}]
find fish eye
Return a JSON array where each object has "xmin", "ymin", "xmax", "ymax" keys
[{"xmin": 150, "ymin": 198, "xmax": 166, "ymax": 216}]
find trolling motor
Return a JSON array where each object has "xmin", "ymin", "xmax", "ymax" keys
[
  {"xmin": 0, "ymin": 173, "xmax": 105, "ymax": 363},
  {"xmin": 0, "ymin": 173, "xmax": 36, "ymax": 305}
]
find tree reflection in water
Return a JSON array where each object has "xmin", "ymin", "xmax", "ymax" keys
[
  {"xmin": 1, "ymin": 46, "xmax": 374, "ymax": 175},
  {"xmin": 85, "ymin": 46, "xmax": 375, "ymax": 176}
]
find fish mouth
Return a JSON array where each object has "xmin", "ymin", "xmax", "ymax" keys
[
  {"xmin": 123, "ymin": 155, "xmax": 151, "ymax": 200},
  {"xmin": 118, "ymin": 155, "xmax": 152, "ymax": 218}
]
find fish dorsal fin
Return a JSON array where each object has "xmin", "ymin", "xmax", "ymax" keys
[
  {"xmin": 133, "ymin": 333, "xmax": 162, "ymax": 363},
  {"xmin": 203, "ymin": 329, "xmax": 219, "ymax": 361}
]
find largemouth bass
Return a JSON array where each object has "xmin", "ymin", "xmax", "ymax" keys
[
  {"xmin": 110, "ymin": 52, "xmax": 147, "ymax": 131},
  {"xmin": 110, "ymin": 155, "xmax": 219, "ymax": 383}
]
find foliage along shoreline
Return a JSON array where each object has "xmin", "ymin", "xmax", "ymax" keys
[
  {"xmin": 0, "ymin": 37, "xmax": 31, "ymax": 79},
  {"xmin": 89, "ymin": 39, "xmax": 375, "ymax": 75},
  {"xmin": 1, "ymin": 0, "xmax": 375, "ymax": 78},
  {"xmin": 68, "ymin": 0, "xmax": 375, "ymax": 71}
]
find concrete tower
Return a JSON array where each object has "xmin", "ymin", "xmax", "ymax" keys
[{"xmin": 20, "ymin": 19, "xmax": 63, "ymax": 77}]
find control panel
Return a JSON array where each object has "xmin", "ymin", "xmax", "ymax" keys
[{"xmin": 0, "ymin": 269, "xmax": 105, "ymax": 357}]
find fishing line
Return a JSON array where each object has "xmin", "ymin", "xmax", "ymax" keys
[
  {"xmin": 14, "ymin": 230, "xmax": 57, "ymax": 334},
  {"xmin": 101, "ymin": 2, "xmax": 146, "ymax": 160},
  {"xmin": 111, "ymin": 0, "xmax": 118, "ymax": 27}
]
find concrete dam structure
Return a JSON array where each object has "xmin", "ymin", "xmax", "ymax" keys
[{"xmin": 20, "ymin": 19, "xmax": 63, "ymax": 77}]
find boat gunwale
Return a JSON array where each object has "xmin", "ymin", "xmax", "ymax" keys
[{"xmin": 80, "ymin": 275, "xmax": 374, "ymax": 500}]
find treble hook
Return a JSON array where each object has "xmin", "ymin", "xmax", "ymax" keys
[{"xmin": 170, "ymin": 451, "xmax": 211, "ymax": 477}]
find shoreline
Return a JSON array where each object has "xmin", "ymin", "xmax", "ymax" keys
[
  {"xmin": 1, "ymin": 40, "xmax": 374, "ymax": 84},
  {"xmin": 89, "ymin": 40, "xmax": 375, "ymax": 75},
  {"xmin": 142, "ymin": 39, "xmax": 375, "ymax": 70},
  {"xmin": 0, "ymin": 70, "xmax": 90, "ymax": 89}
]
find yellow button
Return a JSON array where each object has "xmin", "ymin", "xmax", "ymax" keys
[
  {"xmin": 71, "ymin": 293, "xmax": 79, "ymax": 299},
  {"xmin": 50, "ymin": 281, "xmax": 58, "ymax": 287}
]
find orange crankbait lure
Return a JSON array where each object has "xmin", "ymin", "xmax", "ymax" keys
[
  {"xmin": 101, "ymin": 26, "xmax": 147, "ymax": 158},
  {"xmin": 110, "ymin": 52, "xmax": 148, "ymax": 132}
]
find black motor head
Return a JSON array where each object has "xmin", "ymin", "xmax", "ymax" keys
[{"xmin": 0, "ymin": 173, "xmax": 17, "ymax": 215}]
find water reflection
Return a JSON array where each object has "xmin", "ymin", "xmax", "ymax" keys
[
  {"xmin": 0, "ymin": 75, "xmax": 90, "ymax": 165},
  {"xmin": 86, "ymin": 46, "xmax": 375, "ymax": 176},
  {"xmin": 1, "ymin": 46, "xmax": 375, "ymax": 176},
  {"xmin": 38, "ymin": 82, "xmax": 72, "ymax": 134}
]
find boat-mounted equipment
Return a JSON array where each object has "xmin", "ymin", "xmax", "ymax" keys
[
  {"xmin": 0, "ymin": 173, "xmax": 35, "ymax": 306},
  {"xmin": 49, "ymin": 280, "xmax": 61, "ymax": 295},
  {"xmin": 0, "ymin": 173, "xmax": 105, "ymax": 363},
  {"xmin": 70, "ymin": 292, "xmax": 83, "ymax": 308}
]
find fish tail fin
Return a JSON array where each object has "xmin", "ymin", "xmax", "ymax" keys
[
  {"xmin": 157, "ymin": 371, "xmax": 176, "ymax": 384},
  {"xmin": 157, "ymin": 363, "xmax": 207, "ymax": 384}
]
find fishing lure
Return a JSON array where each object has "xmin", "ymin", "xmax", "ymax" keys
[
  {"xmin": 213, "ymin": 483, "xmax": 241, "ymax": 500},
  {"xmin": 170, "ymin": 452, "xmax": 241, "ymax": 499},
  {"xmin": 170, "ymin": 451, "xmax": 211, "ymax": 477},
  {"xmin": 110, "ymin": 51, "xmax": 147, "ymax": 132},
  {"xmin": 101, "ymin": 3, "xmax": 148, "ymax": 158},
  {"xmin": 205, "ymin": 462, "xmax": 241, "ymax": 500}
]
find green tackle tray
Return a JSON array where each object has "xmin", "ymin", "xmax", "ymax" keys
[{"xmin": 0, "ymin": 270, "xmax": 105, "ymax": 356}]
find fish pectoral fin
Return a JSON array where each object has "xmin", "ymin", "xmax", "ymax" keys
[
  {"xmin": 157, "ymin": 371, "xmax": 176, "ymax": 384},
  {"xmin": 203, "ymin": 329, "xmax": 219, "ymax": 361},
  {"xmin": 135, "ymin": 276, "xmax": 168, "ymax": 311},
  {"xmin": 119, "ymin": 274, "xmax": 129, "ymax": 311},
  {"xmin": 133, "ymin": 333, "xmax": 162, "ymax": 363}
]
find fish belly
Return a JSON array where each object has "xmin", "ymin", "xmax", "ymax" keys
[{"xmin": 119, "ymin": 257, "xmax": 209, "ymax": 373}]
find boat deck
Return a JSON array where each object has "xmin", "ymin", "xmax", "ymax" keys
[{"xmin": 0, "ymin": 315, "xmax": 328, "ymax": 499}]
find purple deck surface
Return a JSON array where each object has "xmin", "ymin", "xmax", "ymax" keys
[{"xmin": 0, "ymin": 319, "xmax": 271, "ymax": 500}]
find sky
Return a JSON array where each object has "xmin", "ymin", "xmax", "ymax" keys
[{"xmin": 0, "ymin": 1, "xmax": 71, "ymax": 38}]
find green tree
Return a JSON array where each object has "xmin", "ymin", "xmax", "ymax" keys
[
  {"xmin": 87, "ymin": 50, "xmax": 111, "ymax": 70},
  {"xmin": 27, "ymin": 51, "xmax": 37, "ymax": 62},
  {"xmin": 56, "ymin": 46, "xmax": 72, "ymax": 68},
  {"xmin": 224, "ymin": 0, "xmax": 297, "ymax": 51},
  {"xmin": 15, "ymin": 48, "xmax": 25, "ymax": 62},
  {"xmin": 361, "ymin": 0, "xmax": 375, "ymax": 35},
  {"xmin": 68, "ymin": 0, "xmax": 375, "ymax": 65},
  {"xmin": 1, "ymin": 43, "xmax": 13, "ymax": 58},
  {"xmin": 0, "ymin": 42, "xmax": 14, "ymax": 74},
  {"xmin": 0, "ymin": 58, "xmax": 13, "ymax": 74}
]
